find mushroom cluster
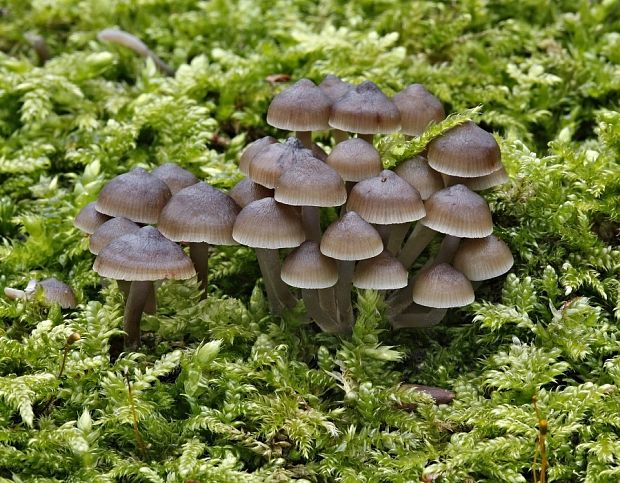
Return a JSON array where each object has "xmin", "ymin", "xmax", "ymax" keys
[
  {"xmin": 76, "ymin": 76, "xmax": 514, "ymax": 346},
  {"xmin": 74, "ymin": 163, "xmax": 243, "ymax": 348},
  {"xmin": 233, "ymin": 75, "xmax": 513, "ymax": 333}
]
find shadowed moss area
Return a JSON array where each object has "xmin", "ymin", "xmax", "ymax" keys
[{"xmin": 0, "ymin": 0, "xmax": 618, "ymax": 481}]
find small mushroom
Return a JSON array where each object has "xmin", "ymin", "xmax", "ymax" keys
[{"xmin": 392, "ymin": 84, "xmax": 445, "ymax": 137}]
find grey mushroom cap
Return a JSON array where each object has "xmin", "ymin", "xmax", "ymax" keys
[
  {"xmin": 232, "ymin": 197, "xmax": 305, "ymax": 249},
  {"xmin": 319, "ymin": 75, "xmax": 353, "ymax": 102},
  {"xmin": 320, "ymin": 211, "xmax": 383, "ymax": 260},
  {"xmin": 229, "ymin": 178, "xmax": 274, "ymax": 208},
  {"xmin": 158, "ymin": 182, "xmax": 241, "ymax": 245},
  {"xmin": 329, "ymin": 81, "xmax": 401, "ymax": 134},
  {"xmin": 239, "ymin": 136, "xmax": 278, "ymax": 176},
  {"xmin": 267, "ymin": 79, "xmax": 332, "ymax": 131},
  {"xmin": 96, "ymin": 167, "xmax": 172, "ymax": 224},
  {"xmin": 89, "ymin": 217, "xmax": 141, "ymax": 255},
  {"xmin": 38, "ymin": 278, "xmax": 77, "ymax": 309},
  {"xmin": 74, "ymin": 202, "xmax": 111, "ymax": 235},
  {"xmin": 427, "ymin": 121, "xmax": 502, "ymax": 177},
  {"xmin": 281, "ymin": 241, "xmax": 338, "ymax": 289},
  {"xmin": 152, "ymin": 163, "xmax": 199, "ymax": 195},
  {"xmin": 353, "ymin": 250, "xmax": 408, "ymax": 290},
  {"xmin": 326, "ymin": 138, "xmax": 382, "ymax": 182},
  {"xmin": 249, "ymin": 137, "xmax": 316, "ymax": 189},
  {"xmin": 394, "ymin": 156, "xmax": 444, "ymax": 200},
  {"xmin": 346, "ymin": 170, "xmax": 425, "ymax": 224},
  {"xmin": 412, "ymin": 263, "xmax": 475, "ymax": 308},
  {"xmin": 93, "ymin": 226, "xmax": 196, "ymax": 281},
  {"xmin": 392, "ymin": 84, "xmax": 445, "ymax": 136},
  {"xmin": 420, "ymin": 184, "xmax": 493, "ymax": 238},
  {"xmin": 452, "ymin": 235, "xmax": 514, "ymax": 281}
]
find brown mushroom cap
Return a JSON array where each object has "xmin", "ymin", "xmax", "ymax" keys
[
  {"xmin": 281, "ymin": 241, "xmax": 338, "ymax": 289},
  {"xmin": 274, "ymin": 156, "xmax": 346, "ymax": 207},
  {"xmin": 38, "ymin": 278, "xmax": 77, "ymax": 309},
  {"xmin": 427, "ymin": 121, "xmax": 502, "ymax": 177},
  {"xmin": 249, "ymin": 137, "xmax": 316, "ymax": 189},
  {"xmin": 239, "ymin": 136, "xmax": 277, "ymax": 176},
  {"xmin": 319, "ymin": 74, "xmax": 353, "ymax": 102},
  {"xmin": 392, "ymin": 84, "xmax": 445, "ymax": 136},
  {"xmin": 267, "ymin": 79, "xmax": 332, "ymax": 131},
  {"xmin": 412, "ymin": 263, "xmax": 474, "ymax": 308},
  {"xmin": 152, "ymin": 163, "xmax": 199, "ymax": 195},
  {"xmin": 446, "ymin": 165, "xmax": 509, "ymax": 191},
  {"xmin": 420, "ymin": 184, "xmax": 493, "ymax": 238},
  {"xmin": 326, "ymin": 138, "xmax": 382, "ymax": 182},
  {"xmin": 232, "ymin": 197, "xmax": 305, "ymax": 248},
  {"xmin": 394, "ymin": 156, "xmax": 444, "ymax": 200},
  {"xmin": 89, "ymin": 217, "xmax": 141, "ymax": 255},
  {"xmin": 74, "ymin": 202, "xmax": 111, "ymax": 235},
  {"xmin": 346, "ymin": 170, "xmax": 425, "ymax": 224},
  {"xmin": 94, "ymin": 226, "xmax": 196, "ymax": 281},
  {"xmin": 158, "ymin": 182, "xmax": 240, "ymax": 245},
  {"xmin": 329, "ymin": 81, "xmax": 401, "ymax": 134},
  {"xmin": 229, "ymin": 178, "xmax": 274, "ymax": 208},
  {"xmin": 353, "ymin": 250, "xmax": 408, "ymax": 289},
  {"xmin": 452, "ymin": 235, "xmax": 514, "ymax": 281},
  {"xmin": 320, "ymin": 211, "xmax": 383, "ymax": 260},
  {"xmin": 96, "ymin": 168, "xmax": 172, "ymax": 224}
]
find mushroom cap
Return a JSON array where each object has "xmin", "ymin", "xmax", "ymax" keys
[
  {"xmin": 267, "ymin": 79, "xmax": 332, "ymax": 131},
  {"xmin": 346, "ymin": 170, "xmax": 425, "ymax": 224},
  {"xmin": 249, "ymin": 137, "xmax": 316, "ymax": 189},
  {"xmin": 74, "ymin": 202, "xmax": 111, "ymax": 235},
  {"xmin": 392, "ymin": 84, "xmax": 445, "ymax": 136},
  {"xmin": 446, "ymin": 165, "xmax": 509, "ymax": 191},
  {"xmin": 326, "ymin": 138, "xmax": 382, "ymax": 182},
  {"xmin": 394, "ymin": 156, "xmax": 444, "ymax": 200},
  {"xmin": 152, "ymin": 163, "xmax": 199, "ymax": 195},
  {"xmin": 452, "ymin": 235, "xmax": 514, "ymax": 281},
  {"xmin": 89, "ymin": 217, "xmax": 141, "ymax": 255},
  {"xmin": 281, "ymin": 241, "xmax": 338, "ymax": 289},
  {"xmin": 329, "ymin": 81, "xmax": 401, "ymax": 134},
  {"xmin": 427, "ymin": 121, "xmax": 502, "ymax": 177},
  {"xmin": 319, "ymin": 74, "xmax": 353, "ymax": 102},
  {"xmin": 239, "ymin": 136, "xmax": 277, "ymax": 176},
  {"xmin": 232, "ymin": 197, "xmax": 305, "ymax": 248},
  {"xmin": 158, "ymin": 182, "xmax": 240, "ymax": 245},
  {"xmin": 38, "ymin": 278, "xmax": 77, "ymax": 309},
  {"xmin": 420, "ymin": 184, "xmax": 493, "ymax": 238},
  {"xmin": 94, "ymin": 226, "xmax": 196, "ymax": 281},
  {"xmin": 320, "ymin": 211, "xmax": 383, "ymax": 260},
  {"xmin": 274, "ymin": 156, "xmax": 346, "ymax": 207},
  {"xmin": 96, "ymin": 168, "xmax": 172, "ymax": 224},
  {"xmin": 412, "ymin": 263, "xmax": 474, "ymax": 308},
  {"xmin": 353, "ymin": 250, "xmax": 408, "ymax": 290},
  {"xmin": 229, "ymin": 178, "xmax": 274, "ymax": 208}
]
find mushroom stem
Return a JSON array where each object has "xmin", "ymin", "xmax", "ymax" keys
[
  {"xmin": 358, "ymin": 133, "xmax": 374, "ymax": 144},
  {"xmin": 118, "ymin": 279, "xmax": 156, "ymax": 314},
  {"xmin": 335, "ymin": 260, "xmax": 355, "ymax": 326},
  {"xmin": 387, "ymin": 223, "xmax": 410, "ymax": 254},
  {"xmin": 295, "ymin": 131, "xmax": 312, "ymax": 150},
  {"xmin": 4, "ymin": 287, "xmax": 26, "ymax": 300},
  {"xmin": 189, "ymin": 242, "xmax": 210, "ymax": 299},
  {"xmin": 319, "ymin": 288, "xmax": 338, "ymax": 320},
  {"xmin": 332, "ymin": 129, "xmax": 349, "ymax": 144},
  {"xmin": 301, "ymin": 206, "xmax": 321, "ymax": 242},
  {"xmin": 124, "ymin": 281, "xmax": 152, "ymax": 349},
  {"xmin": 302, "ymin": 289, "xmax": 349, "ymax": 334},
  {"xmin": 391, "ymin": 305, "xmax": 447, "ymax": 329},
  {"xmin": 255, "ymin": 248, "xmax": 297, "ymax": 314},
  {"xmin": 398, "ymin": 223, "xmax": 436, "ymax": 269},
  {"xmin": 434, "ymin": 235, "xmax": 461, "ymax": 264}
]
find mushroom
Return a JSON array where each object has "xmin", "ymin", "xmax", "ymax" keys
[
  {"xmin": 152, "ymin": 163, "xmax": 199, "ymax": 195},
  {"xmin": 239, "ymin": 136, "xmax": 277, "ymax": 176},
  {"xmin": 97, "ymin": 28, "xmax": 175, "ymax": 76},
  {"xmin": 452, "ymin": 235, "xmax": 514, "ymax": 281},
  {"xmin": 158, "ymin": 182, "xmax": 240, "ymax": 299},
  {"xmin": 328, "ymin": 80, "xmax": 400, "ymax": 144},
  {"xmin": 411, "ymin": 263, "xmax": 474, "ymax": 308},
  {"xmin": 319, "ymin": 75, "xmax": 354, "ymax": 143},
  {"xmin": 229, "ymin": 178, "xmax": 274, "ymax": 208},
  {"xmin": 74, "ymin": 202, "xmax": 111, "ymax": 235},
  {"xmin": 96, "ymin": 167, "xmax": 172, "ymax": 224},
  {"xmin": 445, "ymin": 165, "xmax": 510, "ymax": 191},
  {"xmin": 392, "ymin": 84, "xmax": 445, "ymax": 137},
  {"xmin": 266, "ymin": 79, "xmax": 332, "ymax": 149},
  {"xmin": 93, "ymin": 226, "xmax": 195, "ymax": 348},
  {"xmin": 353, "ymin": 250, "xmax": 408, "ymax": 290},
  {"xmin": 248, "ymin": 138, "xmax": 315, "ymax": 189},
  {"xmin": 427, "ymin": 121, "xmax": 502, "ymax": 177},
  {"xmin": 326, "ymin": 138, "xmax": 382, "ymax": 187}
]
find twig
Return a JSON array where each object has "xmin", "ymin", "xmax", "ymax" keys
[{"xmin": 124, "ymin": 369, "xmax": 148, "ymax": 459}]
